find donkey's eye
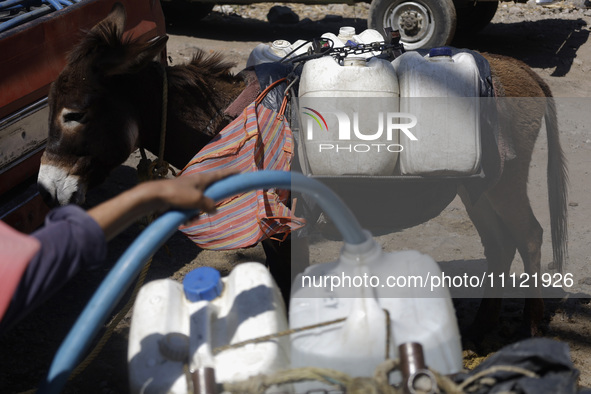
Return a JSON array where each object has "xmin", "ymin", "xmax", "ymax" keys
[{"xmin": 63, "ymin": 111, "xmax": 87, "ymax": 123}]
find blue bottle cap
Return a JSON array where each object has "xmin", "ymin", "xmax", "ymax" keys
[
  {"xmin": 429, "ymin": 47, "xmax": 453, "ymax": 57},
  {"xmin": 183, "ymin": 266, "xmax": 223, "ymax": 302}
]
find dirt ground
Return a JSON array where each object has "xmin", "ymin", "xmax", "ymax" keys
[{"xmin": 1, "ymin": 2, "xmax": 591, "ymax": 393}]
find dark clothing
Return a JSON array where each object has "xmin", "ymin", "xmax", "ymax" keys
[{"xmin": 0, "ymin": 205, "xmax": 107, "ymax": 334}]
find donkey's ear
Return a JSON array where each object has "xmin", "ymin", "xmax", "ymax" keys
[
  {"xmin": 103, "ymin": 35, "xmax": 169, "ymax": 76},
  {"xmin": 91, "ymin": 2, "xmax": 126, "ymax": 40},
  {"xmin": 68, "ymin": 3, "xmax": 127, "ymax": 64}
]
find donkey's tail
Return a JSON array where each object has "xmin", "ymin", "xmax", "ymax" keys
[{"xmin": 544, "ymin": 95, "xmax": 569, "ymax": 272}]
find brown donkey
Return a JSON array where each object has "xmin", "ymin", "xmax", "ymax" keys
[{"xmin": 37, "ymin": 4, "xmax": 568, "ymax": 336}]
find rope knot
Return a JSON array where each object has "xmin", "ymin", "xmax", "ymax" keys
[
  {"xmin": 137, "ymin": 157, "xmax": 154, "ymax": 182},
  {"xmin": 137, "ymin": 156, "xmax": 177, "ymax": 183},
  {"xmin": 149, "ymin": 159, "xmax": 176, "ymax": 179}
]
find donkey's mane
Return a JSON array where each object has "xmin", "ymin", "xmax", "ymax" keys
[
  {"xmin": 68, "ymin": 20, "xmax": 130, "ymax": 64},
  {"xmin": 167, "ymin": 49, "xmax": 238, "ymax": 91}
]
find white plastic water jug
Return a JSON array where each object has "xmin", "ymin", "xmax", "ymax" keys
[
  {"xmin": 128, "ymin": 263, "xmax": 290, "ymax": 394},
  {"xmin": 392, "ymin": 47, "xmax": 481, "ymax": 176},
  {"xmin": 246, "ymin": 27, "xmax": 385, "ymax": 67},
  {"xmin": 297, "ymin": 56, "xmax": 400, "ymax": 176},
  {"xmin": 289, "ymin": 232, "xmax": 462, "ymax": 390},
  {"xmin": 246, "ymin": 40, "xmax": 293, "ymax": 67}
]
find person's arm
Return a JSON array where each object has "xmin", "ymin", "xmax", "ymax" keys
[
  {"xmin": 0, "ymin": 170, "xmax": 234, "ymax": 333},
  {"xmin": 87, "ymin": 170, "xmax": 233, "ymax": 241}
]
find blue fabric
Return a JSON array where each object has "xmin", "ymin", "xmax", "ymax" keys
[
  {"xmin": 0, "ymin": 205, "xmax": 107, "ymax": 334},
  {"xmin": 454, "ymin": 338, "xmax": 582, "ymax": 394},
  {"xmin": 253, "ymin": 62, "xmax": 293, "ymax": 111}
]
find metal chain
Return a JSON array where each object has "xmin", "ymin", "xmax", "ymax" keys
[
  {"xmin": 288, "ymin": 40, "xmax": 405, "ymax": 64},
  {"xmin": 332, "ymin": 42, "xmax": 391, "ymax": 57}
]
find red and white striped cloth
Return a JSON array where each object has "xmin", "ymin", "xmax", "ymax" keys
[{"xmin": 178, "ymin": 79, "xmax": 305, "ymax": 250}]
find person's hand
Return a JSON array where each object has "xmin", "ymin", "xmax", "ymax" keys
[
  {"xmin": 88, "ymin": 168, "xmax": 236, "ymax": 241},
  {"xmin": 147, "ymin": 169, "xmax": 237, "ymax": 214}
]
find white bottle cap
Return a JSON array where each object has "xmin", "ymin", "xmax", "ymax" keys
[
  {"xmin": 271, "ymin": 39, "xmax": 291, "ymax": 56},
  {"xmin": 338, "ymin": 26, "xmax": 356, "ymax": 41},
  {"xmin": 343, "ymin": 56, "xmax": 367, "ymax": 67}
]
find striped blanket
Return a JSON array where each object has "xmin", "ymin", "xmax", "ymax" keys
[{"xmin": 178, "ymin": 79, "xmax": 305, "ymax": 250}]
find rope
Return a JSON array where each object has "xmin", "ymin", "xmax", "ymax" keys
[
  {"xmin": 214, "ymin": 308, "xmax": 392, "ymax": 359},
  {"xmin": 457, "ymin": 365, "xmax": 539, "ymax": 391},
  {"xmin": 68, "ymin": 259, "xmax": 153, "ymax": 381},
  {"xmin": 221, "ymin": 361, "xmax": 542, "ymax": 394},
  {"xmin": 213, "ymin": 310, "xmax": 396, "ymax": 394},
  {"xmin": 384, "ymin": 308, "xmax": 392, "ymax": 360},
  {"xmin": 158, "ymin": 68, "xmax": 168, "ymax": 168},
  {"xmin": 213, "ymin": 317, "xmax": 347, "ymax": 355},
  {"xmin": 374, "ymin": 359, "xmax": 400, "ymax": 393},
  {"xmin": 213, "ymin": 308, "xmax": 544, "ymax": 394},
  {"xmin": 430, "ymin": 369, "xmax": 465, "ymax": 394},
  {"xmin": 61, "ymin": 64, "xmax": 172, "ymax": 388},
  {"xmin": 137, "ymin": 64, "xmax": 175, "ymax": 181},
  {"xmin": 222, "ymin": 366, "xmax": 387, "ymax": 394},
  {"xmin": 18, "ymin": 261, "xmax": 154, "ymax": 393}
]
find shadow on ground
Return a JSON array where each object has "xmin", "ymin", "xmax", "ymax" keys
[
  {"xmin": 167, "ymin": 10, "xmax": 589, "ymax": 77},
  {"xmin": 166, "ymin": 10, "xmax": 368, "ymax": 43},
  {"xmin": 454, "ymin": 18, "xmax": 589, "ymax": 76}
]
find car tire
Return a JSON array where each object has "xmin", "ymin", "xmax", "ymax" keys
[
  {"xmin": 368, "ymin": 0, "xmax": 457, "ymax": 50},
  {"xmin": 455, "ymin": 1, "xmax": 498, "ymax": 33}
]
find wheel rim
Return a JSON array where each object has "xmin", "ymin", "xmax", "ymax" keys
[{"xmin": 383, "ymin": 1, "xmax": 434, "ymax": 50}]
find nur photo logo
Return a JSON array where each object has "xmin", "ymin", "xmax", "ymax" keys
[
  {"xmin": 300, "ymin": 106, "xmax": 418, "ymax": 153},
  {"xmin": 302, "ymin": 107, "xmax": 329, "ymax": 132}
]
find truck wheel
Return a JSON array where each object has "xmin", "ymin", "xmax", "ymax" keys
[
  {"xmin": 455, "ymin": 1, "xmax": 498, "ymax": 33},
  {"xmin": 368, "ymin": 0, "xmax": 457, "ymax": 50}
]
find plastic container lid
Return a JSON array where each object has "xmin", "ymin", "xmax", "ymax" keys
[
  {"xmin": 158, "ymin": 332, "xmax": 190, "ymax": 362},
  {"xmin": 272, "ymin": 39, "xmax": 290, "ymax": 50},
  {"xmin": 183, "ymin": 266, "xmax": 223, "ymax": 302},
  {"xmin": 343, "ymin": 56, "xmax": 367, "ymax": 67},
  {"xmin": 338, "ymin": 26, "xmax": 356, "ymax": 40},
  {"xmin": 271, "ymin": 39, "xmax": 291, "ymax": 57},
  {"xmin": 428, "ymin": 47, "xmax": 453, "ymax": 57}
]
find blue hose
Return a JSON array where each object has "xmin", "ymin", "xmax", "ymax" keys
[
  {"xmin": 38, "ymin": 171, "xmax": 367, "ymax": 393},
  {"xmin": 44, "ymin": 0, "xmax": 62, "ymax": 10},
  {"xmin": 0, "ymin": 5, "xmax": 51, "ymax": 33},
  {"xmin": 0, "ymin": 0, "xmax": 32, "ymax": 11},
  {"xmin": 0, "ymin": 0, "xmax": 71, "ymax": 33}
]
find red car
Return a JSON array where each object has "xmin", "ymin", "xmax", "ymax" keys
[{"xmin": 0, "ymin": 0, "xmax": 166, "ymax": 232}]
